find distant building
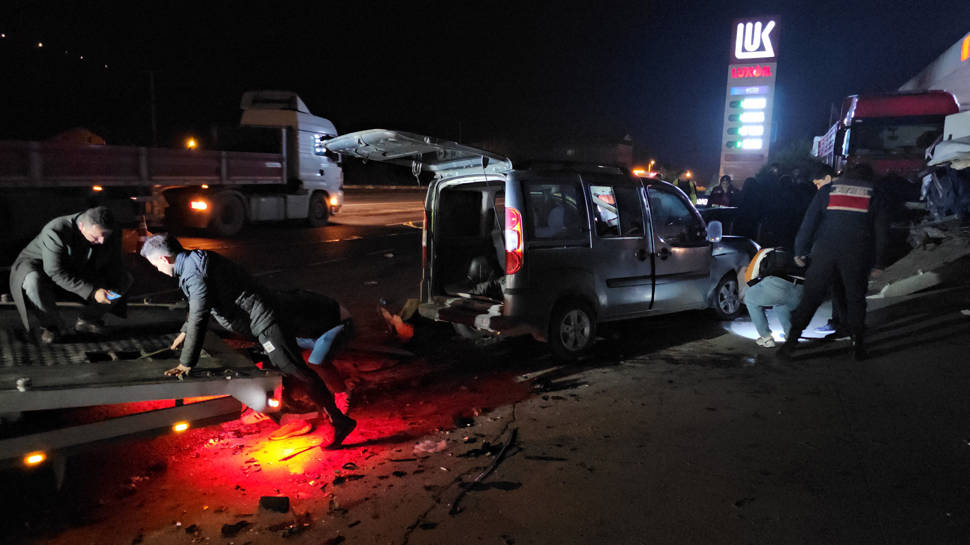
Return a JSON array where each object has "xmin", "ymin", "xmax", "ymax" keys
[
  {"xmin": 900, "ymin": 32, "xmax": 970, "ymax": 110},
  {"xmin": 49, "ymin": 127, "xmax": 106, "ymax": 145}
]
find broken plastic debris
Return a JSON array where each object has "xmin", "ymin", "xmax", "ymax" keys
[
  {"xmin": 413, "ymin": 439, "xmax": 448, "ymax": 455},
  {"xmin": 221, "ymin": 520, "xmax": 250, "ymax": 537},
  {"xmin": 259, "ymin": 495, "xmax": 290, "ymax": 513}
]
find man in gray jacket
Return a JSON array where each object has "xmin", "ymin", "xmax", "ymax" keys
[
  {"xmin": 9, "ymin": 206, "xmax": 131, "ymax": 343},
  {"xmin": 140, "ymin": 233, "xmax": 356, "ymax": 449}
]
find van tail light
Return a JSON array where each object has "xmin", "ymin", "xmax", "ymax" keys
[
  {"xmin": 421, "ymin": 210, "xmax": 428, "ymax": 270},
  {"xmin": 505, "ymin": 206, "xmax": 524, "ymax": 274}
]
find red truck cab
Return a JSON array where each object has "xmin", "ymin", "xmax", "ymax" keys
[{"xmin": 813, "ymin": 90, "xmax": 960, "ymax": 180}]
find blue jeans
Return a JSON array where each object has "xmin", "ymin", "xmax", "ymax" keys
[{"xmin": 744, "ymin": 276, "xmax": 803, "ymax": 338}]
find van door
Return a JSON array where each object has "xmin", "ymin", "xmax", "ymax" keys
[
  {"xmin": 582, "ymin": 174, "xmax": 652, "ymax": 319},
  {"xmin": 645, "ymin": 182, "xmax": 712, "ymax": 312}
]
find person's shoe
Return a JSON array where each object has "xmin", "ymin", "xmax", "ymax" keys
[
  {"xmin": 241, "ymin": 408, "xmax": 270, "ymax": 425},
  {"xmin": 755, "ymin": 335, "xmax": 776, "ymax": 348},
  {"xmin": 38, "ymin": 327, "xmax": 58, "ymax": 345},
  {"xmin": 269, "ymin": 419, "xmax": 313, "ymax": 440},
  {"xmin": 324, "ymin": 416, "xmax": 357, "ymax": 450},
  {"xmin": 814, "ymin": 320, "xmax": 837, "ymax": 334},
  {"xmin": 75, "ymin": 317, "xmax": 107, "ymax": 335},
  {"xmin": 775, "ymin": 340, "xmax": 796, "ymax": 361},
  {"xmin": 852, "ymin": 336, "xmax": 868, "ymax": 361},
  {"xmin": 823, "ymin": 329, "xmax": 851, "ymax": 341}
]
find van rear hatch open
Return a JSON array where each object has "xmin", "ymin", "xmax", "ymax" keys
[{"xmin": 324, "ymin": 130, "xmax": 520, "ymax": 333}]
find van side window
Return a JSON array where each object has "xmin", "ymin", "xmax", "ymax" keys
[
  {"xmin": 647, "ymin": 185, "xmax": 705, "ymax": 246},
  {"xmin": 589, "ymin": 184, "xmax": 643, "ymax": 238},
  {"xmin": 524, "ymin": 182, "xmax": 584, "ymax": 241}
]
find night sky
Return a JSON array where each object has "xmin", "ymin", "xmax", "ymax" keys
[{"xmin": 2, "ymin": 0, "xmax": 969, "ymax": 181}]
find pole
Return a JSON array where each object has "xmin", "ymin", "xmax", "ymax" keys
[{"xmin": 148, "ymin": 70, "xmax": 157, "ymax": 146}]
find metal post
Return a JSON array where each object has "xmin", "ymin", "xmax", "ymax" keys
[{"xmin": 148, "ymin": 70, "xmax": 158, "ymax": 146}]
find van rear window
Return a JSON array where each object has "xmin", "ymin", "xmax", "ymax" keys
[{"xmin": 523, "ymin": 182, "xmax": 584, "ymax": 241}]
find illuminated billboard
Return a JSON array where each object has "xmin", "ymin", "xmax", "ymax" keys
[{"xmin": 719, "ymin": 16, "xmax": 780, "ymax": 182}]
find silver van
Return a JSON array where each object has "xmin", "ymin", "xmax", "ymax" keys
[{"xmin": 326, "ymin": 130, "xmax": 757, "ymax": 358}]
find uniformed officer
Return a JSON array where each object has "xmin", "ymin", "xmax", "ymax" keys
[{"xmin": 776, "ymin": 163, "xmax": 890, "ymax": 361}]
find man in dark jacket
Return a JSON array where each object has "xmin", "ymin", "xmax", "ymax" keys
[
  {"xmin": 9, "ymin": 206, "xmax": 131, "ymax": 343},
  {"xmin": 777, "ymin": 163, "xmax": 890, "ymax": 361},
  {"xmin": 140, "ymin": 233, "xmax": 357, "ymax": 448}
]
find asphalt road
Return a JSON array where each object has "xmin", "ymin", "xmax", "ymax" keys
[{"xmin": 4, "ymin": 188, "xmax": 970, "ymax": 545}]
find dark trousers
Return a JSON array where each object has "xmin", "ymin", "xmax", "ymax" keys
[
  {"xmin": 787, "ymin": 249, "xmax": 870, "ymax": 341},
  {"xmin": 257, "ymin": 323, "xmax": 348, "ymax": 423},
  {"xmin": 22, "ymin": 270, "xmax": 133, "ymax": 329},
  {"xmin": 830, "ymin": 275, "xmax": 847, "ymax": 328}
]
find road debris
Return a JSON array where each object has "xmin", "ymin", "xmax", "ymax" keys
[
  {"xmin": 221, "ymin": 520, "xmax": 250, "ymax": 537},
  {"xmin": 413, "ymin": 439, "xmax": 448, "ymax": 455},
  {"xmin": 259, "ymin": 496, "xmax": 290, "ymax": 513},
  {"xmin": 450, "ymin": 427, "xmax": 519, "ymax": 515}
]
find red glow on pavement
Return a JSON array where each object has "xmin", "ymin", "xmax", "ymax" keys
[{"xmin": 150, "ymin": 369, "xmax": 533, "ymax": 513}]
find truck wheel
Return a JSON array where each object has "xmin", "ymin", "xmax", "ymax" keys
[
  {"xmin": 209, "ymin": 194, "xmax": 245, "ymax": 237},
  {"xmin": 711, "ymin": 273, "xmax": 743, "ymax": 320},
  {"xmin": 548, "ymin": 299, "xmax": 596, "ymax": 360},
  {"xmin": 307, "ymin": 192, "xmax": 330, "ymax": 227}
]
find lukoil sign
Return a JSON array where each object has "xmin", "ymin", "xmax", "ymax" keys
[{"xmin": 731, "ymin": 17, "xmax": 779, "ymax": 62}]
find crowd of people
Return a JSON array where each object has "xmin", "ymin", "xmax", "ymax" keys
[{"xmin": 726, "ymin": 162, "xmax": 892, "ymax": 361}]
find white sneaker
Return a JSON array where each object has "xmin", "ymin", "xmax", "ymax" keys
[{"xmin": 756, "ymin": 335, "xmax": 776, "ymax": 348}]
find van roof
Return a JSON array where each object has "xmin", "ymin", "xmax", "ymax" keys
[{"xmin": 513, "ymin": 160, "xmax": 627, "ymax": 175}]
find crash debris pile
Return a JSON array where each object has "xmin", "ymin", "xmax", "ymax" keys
[{"xmin": 869, "ymin": 148, "xmax": 970, "ymax": 299}]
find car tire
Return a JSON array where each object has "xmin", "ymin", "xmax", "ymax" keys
[
  {"xmin": 209, "ymin": 193, "xmax": 245, "ymax": 237},
  {"xmin": 548, "ymin": 299, "xmax": 597, "ymax": 360},
  {"xmin": 711, "ymin": 272, "xmax": 743, "ymax": 320},
  {"xmin": 307, "ymin": 191, "xmax": 330, "ymax": 227}
]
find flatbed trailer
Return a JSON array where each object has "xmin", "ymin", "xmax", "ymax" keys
[{"xmin": 0, "ymin": 320, "xmax": 282, "ymax": 481}]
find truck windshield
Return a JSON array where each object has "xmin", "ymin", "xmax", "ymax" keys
[
  {"xmin": 848, "ymin": 116, "xmax": 944, "ymax": 157},
  {"xmin": 212, "ymin": 126, "xmax": 282, "ymax": 153}
]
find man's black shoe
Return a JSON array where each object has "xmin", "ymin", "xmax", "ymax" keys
[
  {"xmin": 324, "ymin": 417, "xmax": 357, "ymax": 450},
  {"xmin": 75, "ymin": 317, "xmax": 107, "ymax": 335},
  {"xmin": 823, "ymin": 329, "xmax": 851, "ymax": 341}
]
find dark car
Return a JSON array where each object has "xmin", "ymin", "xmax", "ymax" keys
[{"xmin": 699, "ymin": 206, "xmax": 742, "ymax": 236}]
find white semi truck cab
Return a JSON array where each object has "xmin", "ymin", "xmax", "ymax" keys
[
  {"xmin": 0, "ymin": 90, "xmax": 343, "ymax": 244},
  {"xmin": 170, "ymin": 90, "xmax": 345, "ymax": 236}
]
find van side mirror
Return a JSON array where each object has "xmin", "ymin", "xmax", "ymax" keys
[{"xmin": 706, "ymin": 220, "xmax": 723, "ymax": 243}]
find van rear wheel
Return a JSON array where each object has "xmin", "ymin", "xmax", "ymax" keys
[{"xmin": 549, "ymin": 300, "xmax": 596, "ymax": 360}]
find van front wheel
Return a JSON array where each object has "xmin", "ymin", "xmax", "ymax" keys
[
  {"xmin": 712, "ymin": 273, "xmax": 743, "ymax": 320},
  {"xmin": 549, "ymin": 300, "xmax": 596, "ymax": 360}
]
